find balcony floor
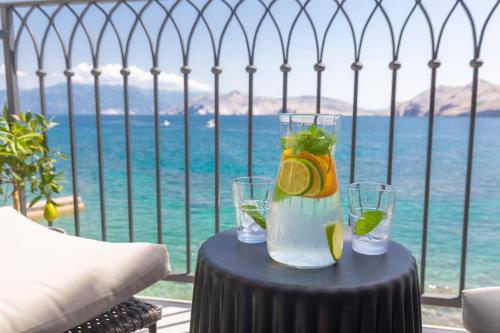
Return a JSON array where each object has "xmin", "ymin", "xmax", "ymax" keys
[{"xmin": 138, "ymin": 297, "xmax": 466, "ymax": 333}]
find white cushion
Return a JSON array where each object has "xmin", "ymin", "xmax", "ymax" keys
[
  {"xmin": 463, "ymin": 287, "xmax": 500, "ymax": 333},
  {"xmin": 0, "ymin": 207, "xmax": 170, "ymax": 333}
]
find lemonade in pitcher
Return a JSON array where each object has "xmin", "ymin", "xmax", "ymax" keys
[{"xmin": 267, "ymin": 114, "xmax": 343, "ymax": 268}]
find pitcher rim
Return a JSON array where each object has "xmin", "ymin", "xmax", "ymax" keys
[{"xmin": 279, "ymin": 113, "xmax": 341, "ymax": 124}]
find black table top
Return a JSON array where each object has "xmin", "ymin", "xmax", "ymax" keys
[{"xmin": 199, "ymin": 229, "xmax": 417, "ymax": 292}]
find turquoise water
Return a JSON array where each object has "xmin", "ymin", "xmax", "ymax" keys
[{"xmin": 36, "ymin": 115, "xmax": 500, "ymax": 295}]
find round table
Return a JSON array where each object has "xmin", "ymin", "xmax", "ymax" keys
[{"xmin": 190, "ymin": 229, "xmax": 421, "ymax": 333}]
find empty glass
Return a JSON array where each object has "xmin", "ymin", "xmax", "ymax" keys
[
  {"xmin": 348, "ymin": 182, "xmax": 396, "ymax": 255},
  {"xmin": 232, "ymin": 177, "xmax": 273, "ymax": 243}
]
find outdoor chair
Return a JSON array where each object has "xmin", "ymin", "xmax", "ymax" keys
[
  {"xmin": 0, "ymin": 207, "xmax": 170, "ymax": 333},
  {"xmin": 462, "ymin": 286, "xmax": 500, "ymax": 333}
]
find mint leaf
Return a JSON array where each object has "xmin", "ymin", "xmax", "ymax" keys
[
  {"xmin": 353, "ymin": 211, "xmax": 387, "ymax": 236},
  {"xmin": 240, "ymin": 204, "xmax": 267, "ymax": 229},
  {"xmin": 282, "ymin": 124, "xmax": 336, "ymax": 156}
]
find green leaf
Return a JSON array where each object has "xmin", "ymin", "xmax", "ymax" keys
[
  {"xmin": 55, "ymin": 152, "xmax": 69, "ymax": 160},
  {"xmin": 282, "ymin": 124, "xmax": 336, "ymax": 156},
  {"xmin": 2, "ymin": 104, "xmax": 8, "ymax": 120},
  {"xmin": 240, "ymin": 204, "xmax": 267, "ymax": 230},
  {"xmin": 0, "ymin": 110, "xmax": 65, "ymax": 205},
  {"xmin": 353, "ymin": 210, "xmax": 388, "ymax": 236},
  {"xmin": 29, "ymin": 195, "xmax": 42, "ymax": 207}
]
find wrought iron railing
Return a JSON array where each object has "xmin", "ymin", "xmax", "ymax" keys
[{"xmin": 2, "ymin": 0, "xmax": 499, "ymax": 308}]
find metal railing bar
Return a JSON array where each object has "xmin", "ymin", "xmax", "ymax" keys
[
  {"xmin": 181, "ymin": 66, "xmax": 191, "ymax": 273},
  {"xmin": 0, "ymin": 6, "xmax": 26, "ymax": 214},
  {"xmin": 284, "ymin": 1, "xmax": 307, "ymax": 63},
  {"xmin": 434, "ymin": 1, "xmax": 460, "ymax": 58},
  {"xmin": 36, "ymin": 70, "xmax": 46, "ymax": 117},
  {"xmin": 92, "ymin": 69, "xmax": 107, "ymax": 241},
  {"xmin": 66, "ymin": 3, "xmax": 94, "ymax": 63},
  {"xmin": 355, "ymin": 1, "xmax": 380, "ymax": 60},
  {"xmin": 213, "ymin": 67, "xmax": 221, "ymax": 233},
  {"xmin": 460, "ymin": 59, "xmax": 482, "ymax": 292},
  {"xmin": 386, "ymin": 61, "xmax": 400, "ymax": 185},
  {"xmin": 421, "ymin": 295, "xmax": 462, "ymax": 308},
  {"xmin": 4, "ymin": 0, "xmax": 499, "ymax": 308},
  {"xmin": 151, "ymin": 68, "xmax": 163, "ymax": 245},
  {"xmin": 12, "ymin": 7, "xmax": 40, "ymax": 64},
  {"xmin": 281, "ymin": 65, "xmax": 289, "ymax": 113},
  {"xmin": 1, "ymin": 7, "xmax": 20, "ymax": 117},
  {"xmin": 319, "ymin": 1, "xmax": 343, "ymax": 62},
  {"xmin": 154, "ymin": 0, "xmax": 184, "ymax": 66},
  {"xmin": 64, "ymin": 68, "xmax": 81, "ymax": 236},
  {"xmin": 246, "ymin": 66, "xmax": 255, "ymax": 177},
  {"xmin": 185, "ymin": 0, "xmax": 215, "ymax": 64},
  {"xmin": 0, "ymin": 0, "xmax": 144, "ymax": 8},
  {"xmin": 123, "ymin": 0, "xmax": 154, "ymax": 66},
  {"xmin": 121, "ymin": 68, "xmax": 134, "ymax": 242},
  {"xmin": 120, "ymin": 68, "xmax": 134, "ymax": 242},
  {"xmin": 36, "ymin": 68, "xmax": 49, "ymax": 225},
  {"xmin": 314, "ymin": 64, "xmax": 323, "ymax": 114},
  {"xmin": 162, "ymin": 273, "xmax": 195, "ymax": 283},
  {"xmin": 394, "ymin": 3, "xmax": 418, "ymax": 59},
  {"xmin": 38, "ymin": 4, "xmax": 66, "ymax": 67},
  {"xmin": 349, "ymin": 62, "xmax": 361, "ymax": 184},
  {"xmin": 420, "ymin": 59, "xmax": 440, "ymax": 294},
  {"xmin": 296, "ymin": 0, "xmax": 320, "ymax": 62}
]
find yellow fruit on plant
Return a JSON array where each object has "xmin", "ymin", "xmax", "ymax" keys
[{"xmin": 44, "ymin": 201, "xmax": 59, "ymax": 221}]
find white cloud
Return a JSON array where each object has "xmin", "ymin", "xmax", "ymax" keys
[
  {"xmin": 101, "ymin": 108, "xmax": 123, "ymax": 115},
  {"xmin": 0, "ymin": 64, "xmax": 27, "ymax": 76},
  {"xmin": 49, "ymin": 62, "xmax": 210, "ymax": 92}
]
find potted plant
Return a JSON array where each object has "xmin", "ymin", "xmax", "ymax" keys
[{"xmin": 0, "ymin": 105, "xmax": 66, "ymax": 223}]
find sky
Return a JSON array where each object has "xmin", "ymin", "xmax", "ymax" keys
[{"xmin": 2, "ymin": 0, "xmax": 500, "ymax": 110}]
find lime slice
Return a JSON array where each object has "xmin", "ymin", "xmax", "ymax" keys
[
  {"xmin": 325, "ymin": 222, "xmax": 343, "ymax": 262},
  {"xmin": 240, "ymin": 204, "xmax": 267, "ymax": 230},
  {"xmin": 353, "ymin": 211, "xmax": 387, "ymax": 236},
  {"xmin": 277, "ymin": 158, "xmax": 312, "ymax": 195},
  {"xmin": 301, "ymin": 159, "xmax": 324, "ymax": 198}
]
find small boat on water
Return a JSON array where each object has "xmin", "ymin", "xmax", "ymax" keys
[
  {"xmin": 163, "ymin": 120, "xmax": 171, "ymax": 127},
  {"xmin": 206, "ymin": 119, "xmax": 215, "ymax": 128}
]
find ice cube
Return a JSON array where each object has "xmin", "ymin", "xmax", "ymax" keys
[
  {"xmin": 251, "ymin": 221, "xmax": 263, "ymax": 232},
  {"xmin": 240, "ymin": 211, "xmax": 255, "ymax": 229}
]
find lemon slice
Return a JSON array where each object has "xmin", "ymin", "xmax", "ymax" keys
[
  {"xmin": 325, "ymin": 222, "xmax": 343, "ymax": 262},
  {"xmin": 277, "ymin": 158, "xmax": 312, "ymax": 195}
]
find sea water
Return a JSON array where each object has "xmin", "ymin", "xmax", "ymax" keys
[
  {"xmin": 267, "ymin": 193, "xmax": 342, "ymax": 268},
  {"xmin": 39, "ymin": 115, "xmax": 500, "ymax": 296}
]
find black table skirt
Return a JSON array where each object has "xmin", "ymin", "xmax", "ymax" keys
[{"xmin": 190, "ymin": 230, "xmax": 421, "ymax": 333}]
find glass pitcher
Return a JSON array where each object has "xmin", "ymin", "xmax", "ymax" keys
[{"xmin": 267, "ymin": 114, "xmax": 342, "ymax": 268}]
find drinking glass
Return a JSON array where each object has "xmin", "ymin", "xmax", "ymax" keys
[
  {"xmin": 232, "ymin": 177, "xmax": 273, "ymax": 243},
  {"xmin": 348, "ymin": 182, "xmax": 396, "ymax": 255}
]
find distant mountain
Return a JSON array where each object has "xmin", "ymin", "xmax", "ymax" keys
[
  {"xmin": 4, "ymin": 80, "xmax": 500, "ymax": 116},
  {"xmin": 0, "ymin": 84, "xmax": 192, "ymax": 115},
  {"xmin": 0, "ymin": 85, "xmax": 376, "ymax": 116},
  {"xmin": 167, "ymin": 90, "xmax": 376, "ymax": 116},
  {"xmin": 395, "ymin": 80, "xmax": 500, "ymax": 117}
]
